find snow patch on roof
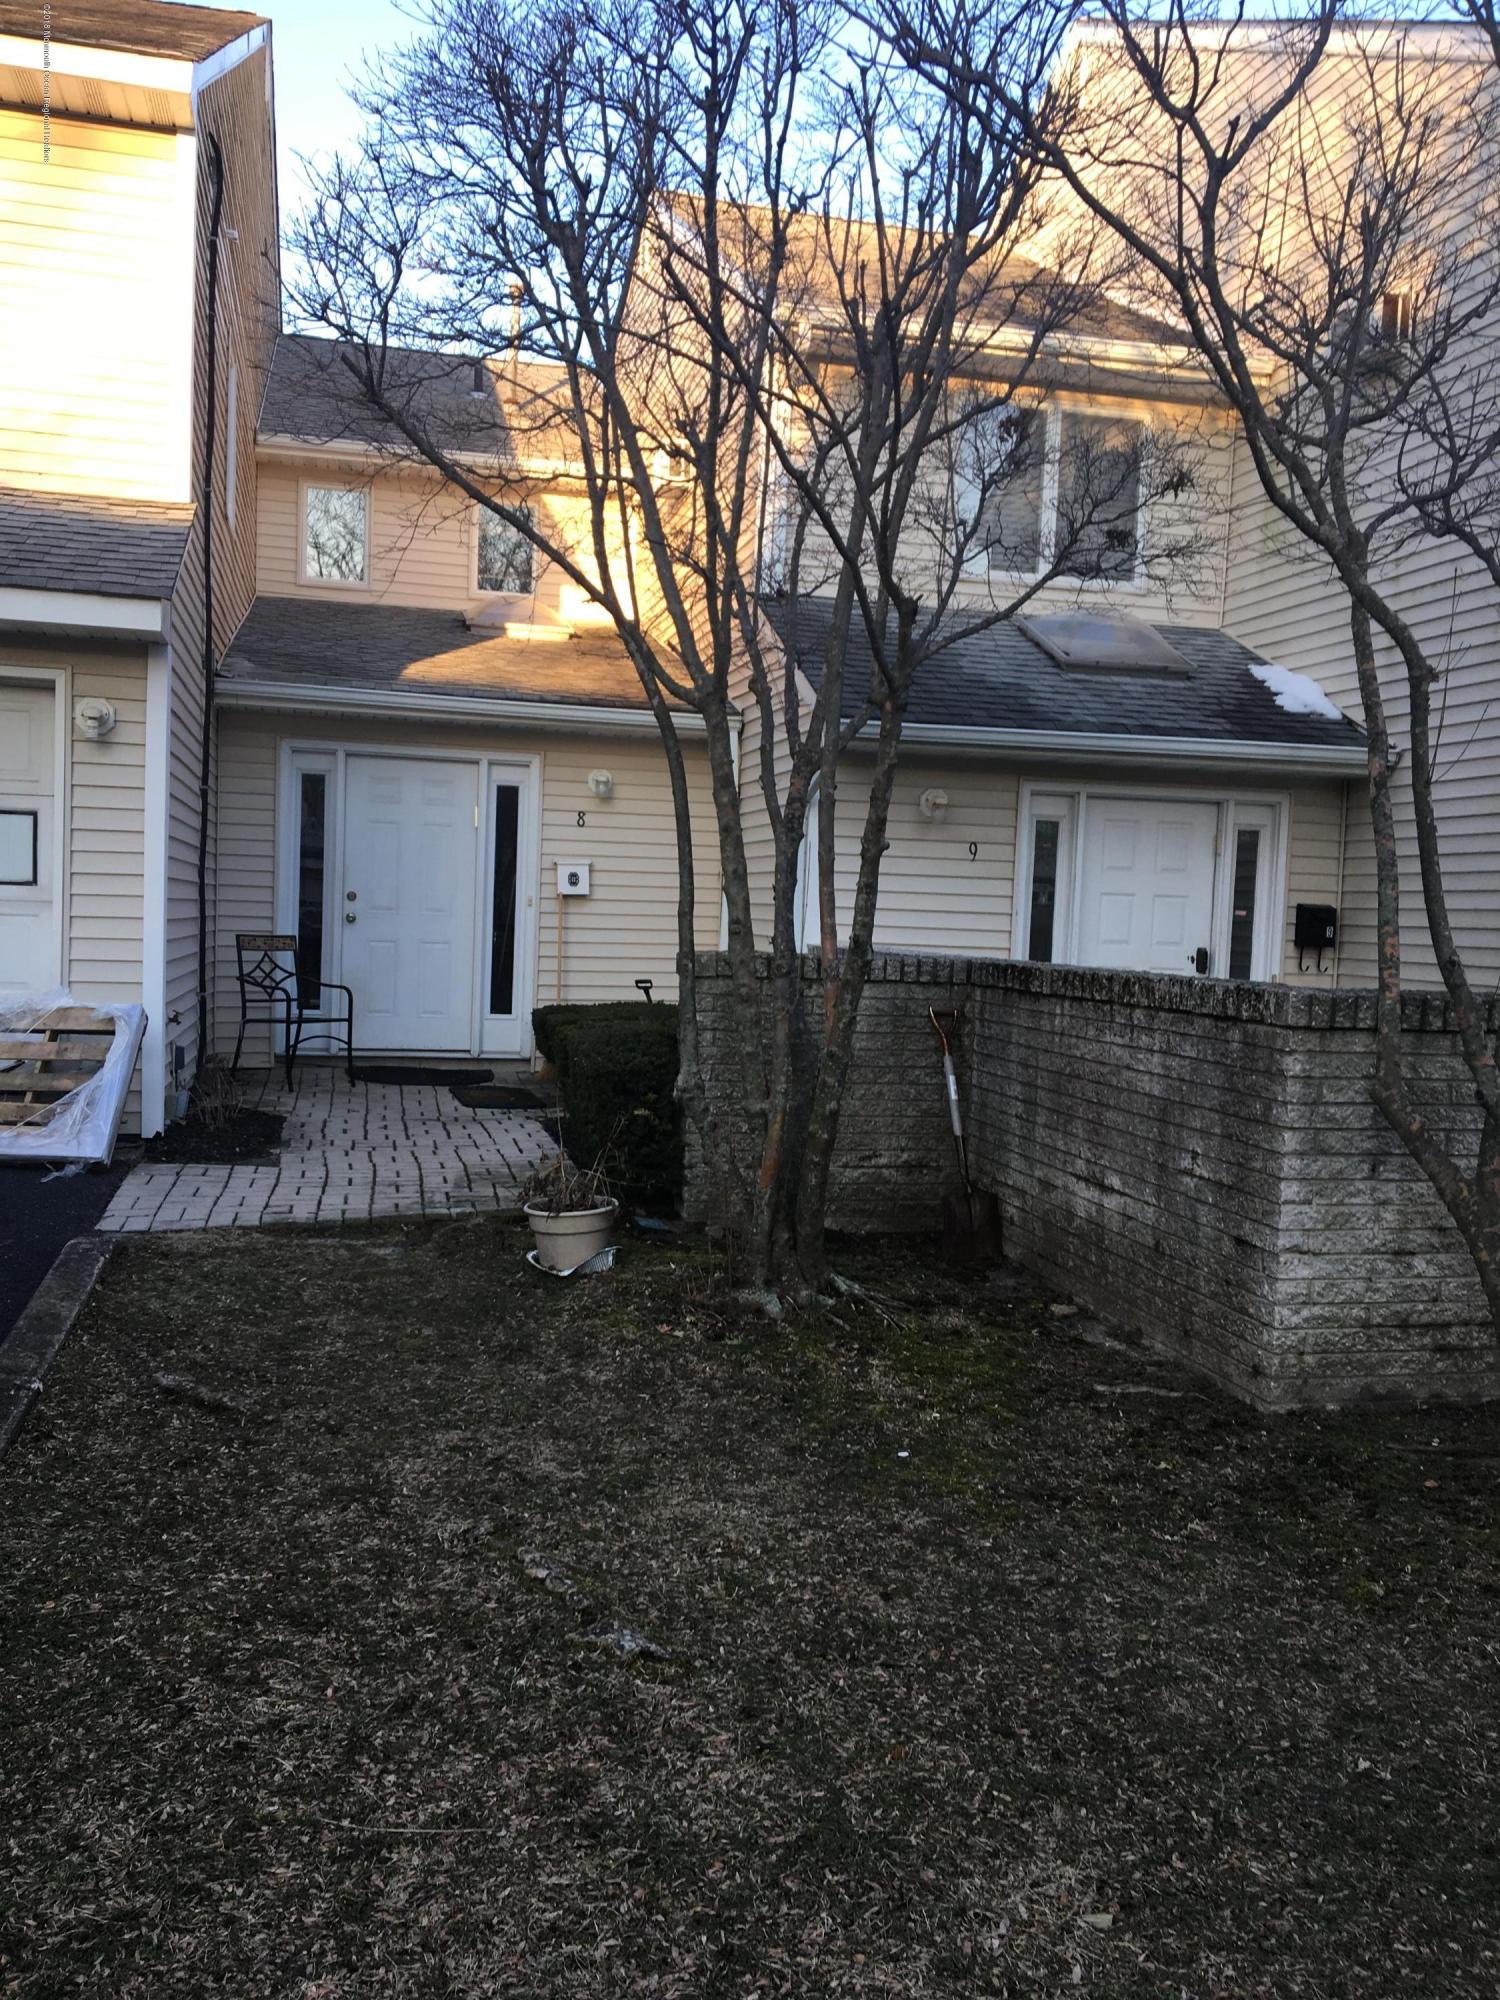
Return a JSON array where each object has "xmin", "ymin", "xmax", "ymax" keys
[{"xmin": 1246, "ymin": 660, "xmax": 1347, "ymax": 723}]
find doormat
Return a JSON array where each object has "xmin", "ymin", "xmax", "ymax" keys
[
  {"xmin": 351, "ymin": 1065, "xmax": 494, "ymax": 1087},
  {"xmin": 448, "ymin": 1084, "xmax": 546, "ymax": 1110}
]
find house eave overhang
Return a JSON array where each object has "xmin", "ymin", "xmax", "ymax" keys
[
  {"xmin": 256, "ymin": 434, "xmax": 577, "ymax": 481},
  {"xmin": 0, "ymin": 25, "xmax": 267, "ymax": 126},
  {"xmin": 214, "ymin": 676, "xmax": 731, "ymax": 736},
  {"xmin": 0, "ymin": 586, "xmax": 168, "ymax": 639},
  {"xmin": 884, "ymin": 721, "xmax": 1365, "ymax": 775}
]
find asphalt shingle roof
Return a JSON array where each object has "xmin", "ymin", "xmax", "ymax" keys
[
  {"xmin": 768, "ymin": 595, "xmax": 1365, "ymax": 752},
  {"xmin": 260, "ymin": 335, "xmax": 572, "ymax": 461},
  {"xmin": 0, "ymin": 0, "xmax": 265, "ymax": 60},
  {"xmin": 0, "ymin": 486, "xmax": 193, "ymax": 598},
  {"xmin": 220, "ymin": 596, "xmax": 663, "ymax": 712}
]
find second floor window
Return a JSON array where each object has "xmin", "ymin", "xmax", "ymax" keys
[
  {"xmin": 962, "ymin": 406, "xmax": 1146, "ymax": 585},
  {"xmin": 303, "ymin": 485, "xmax": 368, "ymax": 583},
  {"xmin": 1055, "ymin": 413, "xmax": 1144, "ymax": 581},
  {"xmin": 477, "ymin": 505, "xmax": 535, "ymax": 595},
  {"xmin": 972, "ymin": 407, "xmax": 1044, "ymax": 575}
]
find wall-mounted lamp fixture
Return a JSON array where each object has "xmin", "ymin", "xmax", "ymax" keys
[
  {"xmin": 588, "ymin": 769, "xmax": 614, "ymax": 800},
  {"xmin": 917, "ymin": 786, "xmax": 949, "ymax": 821},
  {"xmin": 74, "ymin": 696, "xmax": 117, "ymax": 740}
]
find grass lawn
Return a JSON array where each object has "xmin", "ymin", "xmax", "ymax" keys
[{"xmin": 2, "ymin": 1222, "xmax": 1499, "ymax": 1998}]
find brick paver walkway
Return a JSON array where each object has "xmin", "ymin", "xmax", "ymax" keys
[{"xmin": 100, "ymin": 1067, "xmax": 556, "ymax": 1234}]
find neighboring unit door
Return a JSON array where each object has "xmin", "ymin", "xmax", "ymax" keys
[
  {"xmin": 341, "ymin": 756, "xmax": 479, "ymax": 1050},
  {"xmin": 0, "ymin": 683, "xmax": 57, "ymax": 1001},
  {"xmin": 1076, "ymin": 798, "xmax": 1219, "ymax": 976},
  {"xmin": 480, "ymin": 767, "xmax": 537, "ymax": 1059}
]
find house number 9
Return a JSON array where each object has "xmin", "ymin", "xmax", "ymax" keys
[{"xmin": 968, "ymin": 841, "xmax": 979, "ymax": 861}]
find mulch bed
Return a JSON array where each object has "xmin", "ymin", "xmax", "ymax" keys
[
  {"xmin": 143, "ymin": 1107, "xmax": 285, "ymax": 1165},
  {"xmin": 1, "ymin": 1227, "xmax": 1498, "ymax": 1997}
]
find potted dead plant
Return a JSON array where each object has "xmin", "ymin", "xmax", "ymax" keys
[{"xmin": 521, "ymin": 1149, "xmax": 618, "ymax": 1271}]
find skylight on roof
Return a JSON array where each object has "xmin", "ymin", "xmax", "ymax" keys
[{"xmin": 1017, "ymin": 612, "xmax": 1190, "ymax": 676}]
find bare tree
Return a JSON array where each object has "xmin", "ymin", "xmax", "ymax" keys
[
  {"xmin": 291, "ymin": 0, "xmax": 1203, "ymax": 1294},
  {"xmin": 888, "ymin": 0, "xmax": 1500, "ymax": 1324}
]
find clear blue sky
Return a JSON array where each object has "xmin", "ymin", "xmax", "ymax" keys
[{"xmin": 262, "ymin": 0, "xmax": 418, "ymax": 220}]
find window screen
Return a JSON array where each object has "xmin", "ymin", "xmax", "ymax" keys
[
  {"xmin": 1056, "ymin": 414, "xmax": 1143, "ymax": 580},
  {"xmin": 304, "ymin": 487, "xmax": 368, "ymax": 582},
  {"xmin": 478, "ymin": 507, "xmax": 534, "ymax": 594}
]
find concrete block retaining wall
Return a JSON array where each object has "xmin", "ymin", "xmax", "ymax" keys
[{"xmin": 690, "ymin": 952, "xmax": 1499, "ymax": 1409}]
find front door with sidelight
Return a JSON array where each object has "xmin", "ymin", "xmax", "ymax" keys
[
  {"xmin": 0, "ymin": 682, "xmax": 57, "ymax": 1001},
  {"xmin": 341, "ymin": 756, "xmax": 479, "ymax": 1050},
  {"xmin": 1075, "ymin": 798, "xmax": 1220, "ymax": 976}
]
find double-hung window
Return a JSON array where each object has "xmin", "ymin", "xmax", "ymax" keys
[
  {"xmin": 476, "ymin": 504, "xmax": 535, "ymax": 597},
  {"xmin": 958, "ymin": 404, "xmax": 1045, "ymax": 578},
  {"xmin": 302, "ymin": 485, "xmax": 369, "ymax": 584},
  {"xmin": 1053, "ymin": 413, "xmax": 1144, "ymax": 581},
  {"xmin": 957, "ymin": 404, "xmax": 1147, "ymax": 585}
]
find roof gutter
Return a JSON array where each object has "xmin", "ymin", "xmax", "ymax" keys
[
  {"xmin": 213, "ymin": 677, "xmax": 732, "ymax": 737},
  {"xmin": 887, "ymin": 721, "xmax": 1367, "ymax": 775}
]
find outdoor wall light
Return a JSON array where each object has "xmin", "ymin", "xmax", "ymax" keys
[
  {"xmin": 588, "ymin": 769, "xmax": 614, "ymax": 800},
  {"xmin": 918, "ymin": 786, "xmax": 949, "ymax": 821},
  {"xmin": 74, "ymin": 696, "xmax": 117, "ymax": 740}
]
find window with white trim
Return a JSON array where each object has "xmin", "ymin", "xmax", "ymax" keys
[
  {"xmin": 1054, "ymin": 413, "xmax": 1144, "ymax": 580},
  {"xmin": 476, "ymin": 504, "xmax": 535, "ymax": 596},
  {"xmin": 1018, "ymin": 792, "xmax": 1077, "ymax": 963},
  {"xmin": 957, "ymin": 404, "xmax": 1045, "ymax": 578},
  {"xmin": 303, "ymin": 485, "xmax": 369, "ymax": 583},
  {"xmin": 957, "ymin": 405, "xmax": 1147, "ymax": 584}
]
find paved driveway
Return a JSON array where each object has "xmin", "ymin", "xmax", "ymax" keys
[
  {"xmin": 99, "ymin": 1068, "xmax": 556, "ymax": 1233},
  {"xmin": 0, "ymin": 1159, "xmax": 127, "ymax": 1339}
]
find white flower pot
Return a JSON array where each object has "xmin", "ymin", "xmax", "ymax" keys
[{"xmin": 524, "ymin": 1199, "xmax": 618, "ymax": 1271}]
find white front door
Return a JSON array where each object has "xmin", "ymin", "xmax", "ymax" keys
[
  {"xmin": 1077, "ymin": 798, "xmax": 1219, "ymax": 976},
  {"xmin": 0, "ymin": 683, "xmax": 57, "ymax": 1001},
  {"xmin": 341, "ymin": 756, "xmax": 479, "ymax": 1051}
]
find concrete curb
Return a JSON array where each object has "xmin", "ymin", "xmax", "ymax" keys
[{"xmin": 0, "ymin": 1234, "xmax": 114, "ymax": 1462}]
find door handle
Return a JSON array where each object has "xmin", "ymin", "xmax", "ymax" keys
[
  {"xmin": 1193, "ymin": 946, "xmax": 1209, "ymax": 975},
  {"xmin": 345, "ymin": 912, "xmax": 357, "ymax": 924}
]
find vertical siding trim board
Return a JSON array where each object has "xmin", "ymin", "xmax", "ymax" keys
[{"xmin": 140, "ymin": 643, "xmax": 172, "ymax": 1136}]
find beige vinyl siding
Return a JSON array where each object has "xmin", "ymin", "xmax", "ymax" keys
[
  {"xmin": 0, "ymin": 110, "xmax": 195, "ymax": 500},
  {"xmin": 822, "ymin": 757, "xmax": 1020, "ymax": 956},
  {"xmin": 1222, "ymin": 430, "xmax": 1500, "ymax": 989},
  {"xmin": 0, "ymin": 639, "xmax": 148, "ymax": 1129},
  {"xmin": 68, "ymin": 658, "xmax": 148, "ymax": 996},
  {"xmin": 1058, "ymin": 25, "xmax": 1500, "ymax": 991},
  {"xmin": 817, "ymin": 754, "xmax": 1343, "ymax": 984},
  {"xmin": 166, "ymin": 42, "xmax": 282, "ymax": 1090},
  {"xmin": 255, "ymin": 459, "xmax": 605, "ymax": 629},
  {"xmin": 212, "ymin": 708, "xmax": 720, "ymax": 1063}
]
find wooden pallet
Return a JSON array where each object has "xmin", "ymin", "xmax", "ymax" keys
[{"xmin": 0, "ymin": 1006, "xmax": 125, "ymax": 1130}]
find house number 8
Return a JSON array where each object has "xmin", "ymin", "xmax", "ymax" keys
[{"xmin": 577, "ymin": 811, "xmax": 587, "ymax": 827}]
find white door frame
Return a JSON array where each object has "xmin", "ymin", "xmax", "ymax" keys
[
  {"xmin": 1016, "ymin": 779, "xmax": 1290, "ymax": 980},
  {"xmin": 478, "ymin": 756, "xmax": 542, "ymax": 1058},
  {"xmin": 275, "ymin": 738, "xmax": 543, "ymax": 1056},
  {"xmin": 0, "ymin": 665, "xmax": 67, "ymax": 994}
]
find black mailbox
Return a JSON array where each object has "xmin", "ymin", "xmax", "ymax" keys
[
  {"xmin": 1294, "ymin": 902, "xmax": 1338, "ymax": 971},
  {"xmin": 1294, "ymin": 903, "xmax": 1338, "ymax": 949}
]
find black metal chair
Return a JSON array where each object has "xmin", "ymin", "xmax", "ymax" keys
[{"xmin": 232, "ymin": 933, "xmax": 355, "ymax": 1087}]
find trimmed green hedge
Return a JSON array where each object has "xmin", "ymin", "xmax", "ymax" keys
[{"xmin": 533, "ymin": 1001, "xmax": 681, "ymax": 1210}]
